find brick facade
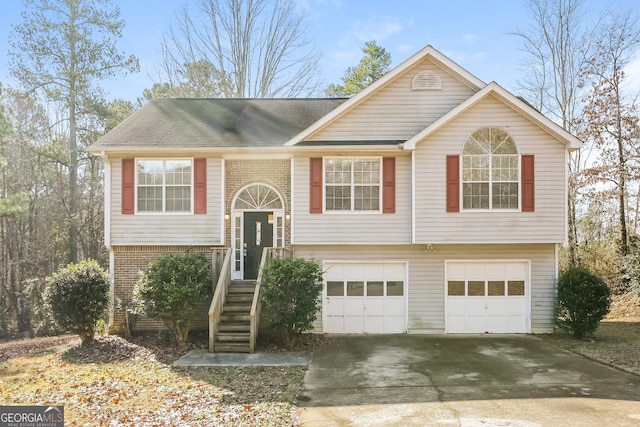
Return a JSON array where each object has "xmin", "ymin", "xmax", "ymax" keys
[
  {"xmin": 224, "ymin": 159, "xmax": 291, "ymax": 247},
  {"xmin": 111, "ymin": 245, "xmax": 217, "ymax": 333}
]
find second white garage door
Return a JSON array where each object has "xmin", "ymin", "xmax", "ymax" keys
[
  {"xmin": 446, "ymin": 261, "xmax": 530, "ymax": 333},
  {"xmin": 323, "ymin": 262, "xmax": 407, "ymax": 333}
]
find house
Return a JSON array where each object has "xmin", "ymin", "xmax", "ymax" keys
[{"xmin": 88, "ymin": 45, "xmax": 581, "ymax": 350}]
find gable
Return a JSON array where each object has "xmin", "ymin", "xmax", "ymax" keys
[
  {"xmin": 303, "ymin": 57, "xmax": 479, "ymax": 143},
  {"xmin": 415, "ymin": 94, "xmax": 572, "ymax": 153}
]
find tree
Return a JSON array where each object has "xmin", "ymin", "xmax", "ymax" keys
[
  {"xmin": 555, "ymin": 265, "xmax": 611, "ymax": 338},
  {"xmin": 153, "ymin": 0, "xmax": 320, "ymax": 99},
  {"xmin": 577, "ymin": 12, "xmax": 640, "ymax": 260},
  {"xmin": 134, "ymin": 252, "xmax": 212, "ymax": 351},
  {"xmin": 325, "ymin": 41, "xmax": 392, "ymax": 97},
  {"xmin": 45, "ymin": 259, "xmax": 110, "ymax": 345},
  {"xmin": 8, "ymin": 0, "xmax": 139, "ymax": 263},
  {"xmin": 260, "ymin": 257, "xmax": 323, "ymax": 348},
  {"xmin": 513, "ymin": 0, "xmax": 598, "ymax": 266}
]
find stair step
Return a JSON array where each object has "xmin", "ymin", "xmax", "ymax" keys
[
  {"xmin": 229, "ymin": 286, "xmax": 256, "ymax": 294},
  {"xmin": 214, "ymin": 342, "xmax": 250, "ymax": 353},
  {"xmin": 220, "ymin": 314, "xmax": 250, "ymax": 322},
  {"xmin": 216, "ymin": 332, "xmax": 250, "ymax": 342},
  {"xmin": 223, "ymin": 304, "xmax": 251, "ymax": 313},
  {"xmin": 226, "ymin": 294, "xmax": 254, "ymax": 303},
  {"xmin": 218, "ymin": 322, "xmax": 250, "ymax": 332}
]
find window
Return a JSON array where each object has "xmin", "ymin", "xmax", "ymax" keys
[
  {"xmin": 325, "ymin": 158, "xmax": 380, "ymax": 212},
  {"xmin": 462, "ymin": 128, "xmax": 519, "ymax": 210},
  {"xmin": 137, "ymin": 160, "xmax": 192, "ymax": 212}
]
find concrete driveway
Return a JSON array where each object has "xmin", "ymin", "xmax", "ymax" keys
[{"xmin": 297, "ymin": 335, "xmax": 640, "ymax": 426}]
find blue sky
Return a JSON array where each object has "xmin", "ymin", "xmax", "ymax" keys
[{"xmin": 1, "ymin": 0, "xmax": 639, "ymax": 102}]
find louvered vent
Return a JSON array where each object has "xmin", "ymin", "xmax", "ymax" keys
[{"xmin": 412, "ymin": 70, "xmax": 441, "ymax": 90}]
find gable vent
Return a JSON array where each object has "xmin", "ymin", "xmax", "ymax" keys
[{"xmin": 412, "ymin": 70, "xmax": 441, "ymax": 90}]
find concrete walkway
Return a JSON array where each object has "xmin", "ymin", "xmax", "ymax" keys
[
  {"xmin": 173, "ymin": 349, "xmax": 312, "ymax": 367},
  {"xmin": 297, "ymin": 335, "xmax": 640, "ymax": 426}
]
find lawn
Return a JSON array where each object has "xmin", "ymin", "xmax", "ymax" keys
[
  {"xmin": 540, "ymin": 293, "xmax": 640, "ymax": 376},
  {"xmin": 0, "ymin": 335, "xmax": 305, "ymax": 426}
]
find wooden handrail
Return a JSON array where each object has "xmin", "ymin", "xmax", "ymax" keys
[
  {"xmin": 249, "ymin": 247, "xmax": 292, "ymax": 353},
  {"xmin": 208, "ymin": 248, "xmax": 232, "ymax": 352}
]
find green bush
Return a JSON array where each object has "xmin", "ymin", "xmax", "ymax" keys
[
  {"xmin": 134, "ymin": 252, "xmax": 212, "ymax": 351},
  {"xmin": 555, "ymin": 265, "xmax": 611, "ymax": 339},
  {"xmin": 45, "ymin": 259, "xmax": 110, "ymax": 345},
  {"xmin": 260, "ymin": 257, "xmax": 323, "ymax": 348}
]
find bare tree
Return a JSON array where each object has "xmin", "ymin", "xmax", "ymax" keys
[
  {"xmin": 512, "ymin": 0, "xmax": 599, "ymax": 266},
  {"xmin": 8, "ymin": 0, "xmax": 139, "ymax": 263},
  {"xmin": 155, "ymin": 0, "xmax": 321, "ymax": 98},
  {"xmin": 578, "ymin": 12, "xmax": 640, "ymax": 259}
]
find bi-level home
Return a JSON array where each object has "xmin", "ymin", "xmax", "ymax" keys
[{"xmin": 89, "ymin": 45, "xmax": 581, "ymax": 352}]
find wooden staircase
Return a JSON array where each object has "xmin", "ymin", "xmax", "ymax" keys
[{"xmin": 213, "ymin": 280, "xmax": 256, "ymax": 352}]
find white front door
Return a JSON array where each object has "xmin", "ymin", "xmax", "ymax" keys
[
  {"xmin": 446, "ymin": 261, "xmax": 530, "ymax": 333},
  {"xmin": 324, "ymin": 262, "xmax": 407, "ymax": 333}
]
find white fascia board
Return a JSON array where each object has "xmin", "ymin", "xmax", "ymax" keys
[{"xmin": 284, "ymin": 45, "xmax": 486, "ymax": 146}]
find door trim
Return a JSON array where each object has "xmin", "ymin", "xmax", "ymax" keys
[{"xmin": 230, "ymin": 183, "xmax": 285, "ymax": 280}]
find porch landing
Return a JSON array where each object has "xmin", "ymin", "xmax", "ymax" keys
[{"xmin": 173, "ymin": 349, "xmax": 311, "ymax": 367}]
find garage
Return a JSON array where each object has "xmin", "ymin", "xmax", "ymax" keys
[
  {"xmin": 323, "ymin": 262, "xmax": 407, "ymax": 333},
  {"xmin": 446, "ymin": 261, "xmax": 530, "ymax": 333}
]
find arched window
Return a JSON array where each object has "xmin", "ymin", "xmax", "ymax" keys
[
  {"xmin": 233, "ymin": 184, "xmax": 283, "ymax": 210},
  {"xmin": 462, "ymin": 127, "xmax": 519, "ymax": 209}
]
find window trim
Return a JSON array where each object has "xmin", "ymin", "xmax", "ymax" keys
[
  {"xmin": 460, "ymin": 128, "xmax": 521, "ymax": 211},
  {"xmin": 135, "ymin": 158, "xmax": 194, "ymax": 215},
  {"xmin": 323, "ymin": 157, "xmax": 383, "ymax": 214}
]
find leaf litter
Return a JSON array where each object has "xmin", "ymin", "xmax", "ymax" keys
[{"xmin": 0, "ymin": 335, "xmax": 304, "ymax": 426}]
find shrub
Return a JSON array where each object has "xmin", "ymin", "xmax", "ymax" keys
[
  {"xmin": 45, "ymin": 259, "xmax": 110, "ymax": 345},
  {"xmin": 260, "ymin": 257, "xmax": 323, "ymax": 348},
  {"xmin": 134, "ymin": 251, "xmax": 212, "ymax": 351},
  {"xmin": 555, "ymin": 265, "xmax": 611, "ymax": 339}
]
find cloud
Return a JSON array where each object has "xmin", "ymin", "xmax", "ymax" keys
[
  {"xmin": 351, "ymin": 17, "xmax": 404, "ymax": 43},
  {"xmin": 623, "ymin": 50, "xmax": 640, "ymax": 94},
  {"xmin": 461, "ymin": 33, "xmax": 478, "ymax": 44}
]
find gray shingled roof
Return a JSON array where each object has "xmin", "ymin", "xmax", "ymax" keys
[{"xmin": 90, "ymin": 98, "xmax": 347, "ymax": 150}]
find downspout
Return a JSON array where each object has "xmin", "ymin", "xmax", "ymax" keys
[{"xmin": 101, "ymin": 152, "xmax": 115, "ymax": 327}]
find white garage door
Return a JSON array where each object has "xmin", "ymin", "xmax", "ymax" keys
[
  {"xmin": 323, "ymin": 262, "xmax": 407, "ymax": 333},
  {"xmin": 446, "ymin": 261, "xmax": 530, "ymax": 333}
]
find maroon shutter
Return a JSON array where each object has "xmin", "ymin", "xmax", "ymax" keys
[
  {"xmin": 194, "ymin": 158, "xmax": 207, "ymax": 214},
  {"xmin": 446, "ymin": 155, "xmax": 460, "ymax": 212},
  {"xmin": 310, "ymin": 158, "xmax": 323, "ymax": 213},
  {"xmin": 122, "ymin": 158, "xmax": 135, "ymax": 214},
  {"xmin": 521, "ymin": 154, "xmax": 535, "ymax": 212},
  {"xmin": 382, "ymin": 157, "xmax": 396, "ymax": 213}
]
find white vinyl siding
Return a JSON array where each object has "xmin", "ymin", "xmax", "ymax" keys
[
  {"xmin": 293, "ymin": 155, "xmax": 411, "ymax": 244},
  {"xmin": 294, "ymin": 243, "xmax": 556, "ymax": 334},
  {"xmin": 110, "ymin": 158, "xmax": 223, "ymax": 245},
  {"xmin": 414, "ymin": 95, "xmax": 567, "ymax": 244},
  {"xmin": 307, "ymin": 59, "xmax": 477, "ymax": 141}
]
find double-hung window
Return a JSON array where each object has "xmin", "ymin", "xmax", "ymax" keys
[
  {"xmin": 325, "ymin": 158, "xmax": 381, "ymax": 212},
  {"xmin": 462, "ymin": 128, "xmax": 519, "ymax": 210},
  {"xmin": 137, "ymin": 160, "xmax": 192, "ymax": 212}
]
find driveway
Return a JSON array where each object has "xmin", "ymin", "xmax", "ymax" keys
[{"xmin": 297, "ymin": 335, "xmax": 640, "ymax": 426}]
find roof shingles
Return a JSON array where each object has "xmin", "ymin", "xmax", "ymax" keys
[{"xmin": 90, "ymin": 98, "xmax": 347, "ymax": 150}]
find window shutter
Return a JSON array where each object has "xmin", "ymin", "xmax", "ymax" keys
[
  {"xmin": 521, "ymin": 155, "xmax": 535, "ymax": 212},
  {"xmin": 310, "ymin": 158, "xmax": 323, "ymax": 213},
  {"xmin": 194, "ymin": 158, "xmax": 207, "ymax": 214},
  {"xmin": 121, "ymin": 158, "xmax": 135, "ymax": 214},
  {"xmin": 446, "ymin": 155, "xmax": 460, "ymax": 212},
  {"xmin": 383, "ymin": 157, "xmax": 396, "ymax": 213}
]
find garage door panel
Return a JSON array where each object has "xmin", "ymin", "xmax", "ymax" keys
[
  {"xmin": 324, "ymin": 262, "xmax": 406, "ymax": 334},
  {"xmin": 365, "ymin": 316, "xmax": 384, "ymax": 333},
  {"xmin": 446, "ymin": 261, "xmax": 529, "ymax": 334},
  {"xmin": 465, "ymin": 316, "xmax": 486, "ymax": 333}
]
